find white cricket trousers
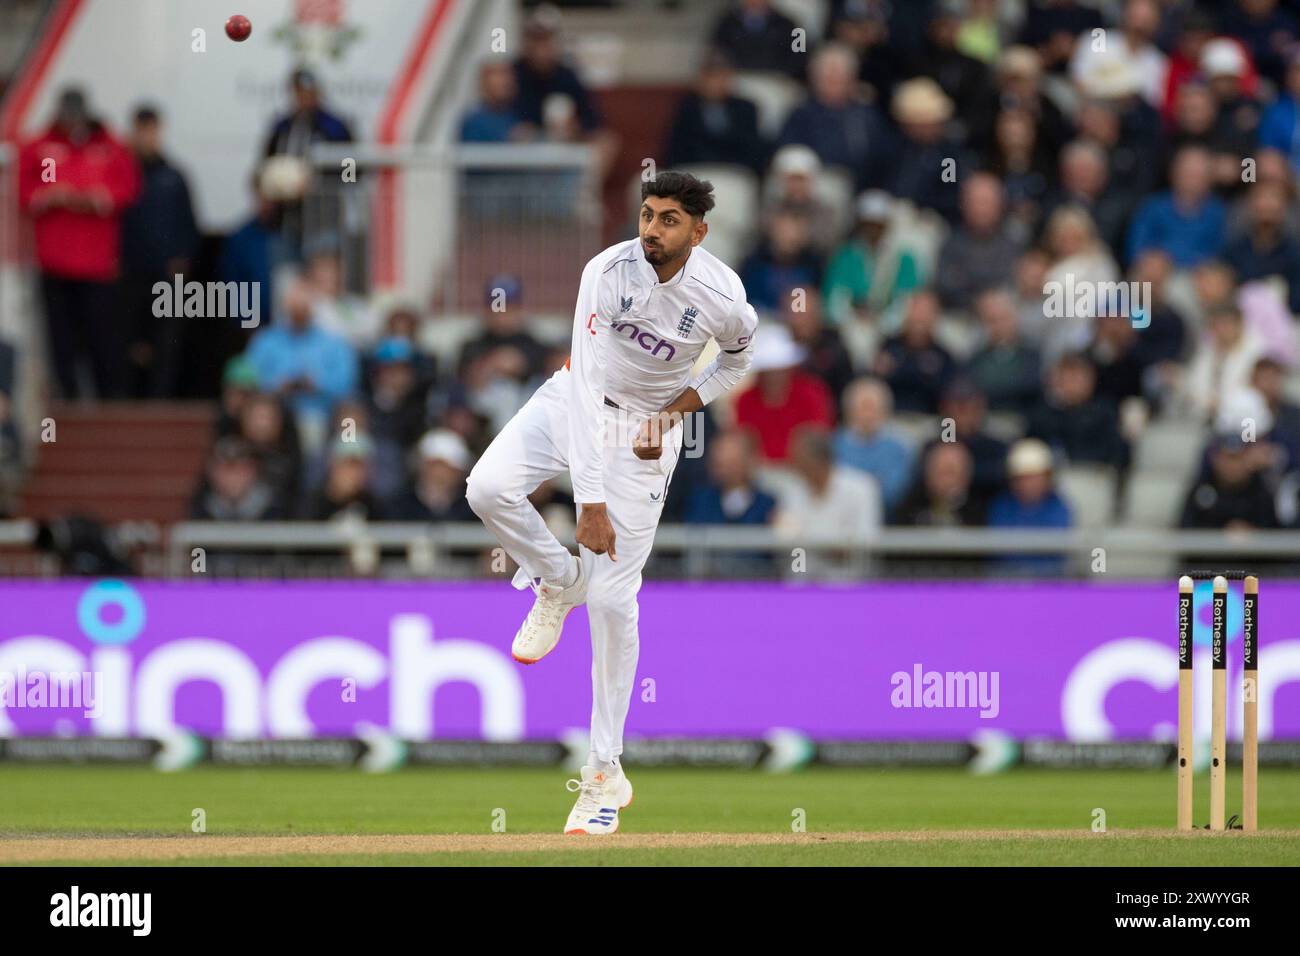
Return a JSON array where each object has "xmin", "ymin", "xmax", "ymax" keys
[{"xmin": 466, "ymin": 369, "xmax": 681, "ymax": 763}]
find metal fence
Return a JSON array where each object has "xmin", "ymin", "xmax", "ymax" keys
[
  {"xmin": 4, "ymin": 518, "xmax": 1300, "ymax": 581},
  {"xmin": 301, "ymin": 142, "xmax": 603, "ymax": 313}
]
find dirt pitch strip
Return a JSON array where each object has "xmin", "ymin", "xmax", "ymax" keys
[{"xmin": 4, "ymin": 829, "xmax": 1297, "ymax": 864}]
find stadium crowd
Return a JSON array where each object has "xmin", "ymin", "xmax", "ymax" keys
[{"xmin": 12, "ymin": 0, "xmax": 1300, "ymax": 553}]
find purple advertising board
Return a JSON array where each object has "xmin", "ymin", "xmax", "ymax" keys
[{"xmin": 1, "ymin": 580, "xmax": 1297, "ymax": 741}]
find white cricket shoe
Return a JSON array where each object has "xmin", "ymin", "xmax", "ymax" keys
[
  {"xmin": 511, "ymin": 559, "xmax": 587, "ymax": 664},
  {"xmin": 564, "ymin": 765, "xmax": 634, "ymax": 835}
]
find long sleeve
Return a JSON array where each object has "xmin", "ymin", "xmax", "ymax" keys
[
  {"xmin": 690, "ymin": 298, "xmax": 758, "ymax": 406},
  {"xmin": 568, "ymin": 254, "xmax": 614, "ymax": 504}
]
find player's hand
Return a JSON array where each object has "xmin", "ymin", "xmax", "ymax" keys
[
  {"xmin": 577, "ymin": 503, "xmax": 617, "ymax": 560},
  {"xmin": 633, "ymin": 411, "xmax": 678, "ymax": 461}
]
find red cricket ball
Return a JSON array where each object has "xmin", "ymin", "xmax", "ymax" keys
[{"xmin": 225, "ymin": 14, "xmax": 252, "ymax": 42}]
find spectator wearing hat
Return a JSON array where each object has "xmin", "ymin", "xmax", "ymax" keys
[
  {"xmin": 190, "ymin": 438, "xmax": 286, "ymax": 521},
  {"xmin": 385, "ymin": 429, "xmax": 476, "ymax": 522},
  {"xmin": 734, "ymin": 323, "xmax": 835, "ymax": 461},
  {"xmin": 775, "ymin": 427, "xmax": 882, "ymax": 576},
  {"xmin": 306, "ymin": 237, "xmax": 380, "ymax": 348},
  {"xmin": 246, "ymin": 274, "xmax": 359, "ymax": 453},
  {"xmin": 934, "ymin": 173, "xmax": 1024, "ymax": 309},
  {"xmin": 18, "ymin": 87, "xmax": 141, "ymax": 399},
  {"xmin": 1069, "ymin": 0, "xmax": 1168, "ymax": 110},
  {"xmin": 1200, "ymin": 38, "xmax": 1265, "ymax": 175},
  {"xmin": 762, "ymin": 145, "xmax": 840, "ymax": 253},
  {"xmin": 987, "ymin": 438, "xmax": 1073, "ymax": 572},
  {"xmin": 709, "ymin": 0, "xmax": 806, "ymax": 80},
  {"xmin": 1180, "ymin": 431, "xmax": 1279, "ymax": 530},
  {"xmin": 892, "ymin": 441, "xmax": 985, "ymax": 527},
  {"xmin": 739, "ymin": 208, "xmax": 825, "ymax": 312},
  {"xmin": 775, "ymin": 44, "xmax": 896, "ymax": 190},
  {"xmin": 1127, "ymin": 145, "xmax": 1226, "ymax": 269},
  {"xmin": 1258, "ymin": 48, "xmax": 1300, "ymax": 174},
  {"xmin": 908, "ymin": 1, "xmax": 992, "ymax": 127},
  {"xmin": 306, "ymin": 434, "xmax": 380, "ymax": 521},
  {"xmin": 215, "ymin": 355, "xmax": 261, "ymax": 438},
  {"xmin": 823, "ymin": 190, "xmax": 922, "ymax": 325},
  {"xmin": 120, "ymin": 104, "xmax": 201, "ymax": 399},
  {"xmin": 832, "ymin": 377, "xmax": 915, "ymax": 511},
  {"xmin": 366, "ymin": 337, "xmax": 430, "ymax": 501},
  {"xmin": 889, "ymin": 76, "xmax": 972, "ymax": 224},
  {"xmin": 874, "ymin": 289, "xmax": 957, "ymax": 414},
  {"xmin": 1162, "ymin": 13, "xmax": 1257, "ymax": 125},
  {"xmin": 460, "ymin": 59, "xmax": 528, "ymax": 143},
  {"xmin": 663, "ymin": 50, "xmax": 767, "ymax": 174},
  {"xmin": 1028, "ymin": 352, "xmax": 1127, "ymax": 468},
  {"xmin": 965, "ymin": 288, "xmax": 1041, "ymax": 413}
]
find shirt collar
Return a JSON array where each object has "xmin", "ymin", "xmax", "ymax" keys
[{"xmin": 634, "ymin": 238, "xmax": 695, "ymax": 289}]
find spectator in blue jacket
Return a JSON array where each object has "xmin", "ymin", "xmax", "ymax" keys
[
  {"xmin": 1126, "ymin": 145, "xmax": 1225, "ymax": 268},
  {"xmin": 987, "ymin": 438, "xmax": 1072, "ymax": 572},
  {"xmin": 776, "ymin": 44, "xmax": 895, "ymax": 190},
  {"xmin": 832, "ymin": 377, "xmax": 914, "ymax": 512},
  {"xmin": 686, "ymin": 428, "xmax": 777, "ymax": 575},
  {"xmin": 246, "ymin": 275, "xmax": 358, "ymax": 453},
  {"xmin": 460, "ymin": 59, "xmax": 527, "ymax": 143},
  {"xmin": 988, "ymin": 438, "xmax": 1072, "ymax": 528}
]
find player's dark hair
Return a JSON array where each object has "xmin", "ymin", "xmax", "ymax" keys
[{"xmin": 642, "ymin": 171, "xmax": 716, "ymax": 219}]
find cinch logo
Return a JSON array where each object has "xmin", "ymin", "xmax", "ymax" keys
[
  {"xmin": 611, "ymin": 320, "xmax": 677, "ymax": 361},
  {"xmin": 0, "ymin": 580, "xmax": 525, "ymax": 740}
]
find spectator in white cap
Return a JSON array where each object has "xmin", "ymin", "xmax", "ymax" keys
[
  {"xmin": 823, "ymin": 190, "xmax": 922, "ymax": 326},
  {"xmin": 385, "ymin": 428, "xmax": 476, "ymax": 522},
  {"xmin": 762, "ymin": 145, "xmax": 838, "ymax": 252},
  {"xmin": 1200, "ymin": 37, "xmax": 1264, "ymax": 167},
  {"xmin": 890, "ymin": 76, "xmax": 971, "ymax": 224},
  {"xmin": 733, "ymin": 323, "xmax": 835, "ymax": 461},
  {"xmin": 987, "ymin": 438, "xmax": 1072, "ymax": 530}
]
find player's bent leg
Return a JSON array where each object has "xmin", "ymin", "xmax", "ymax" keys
[{"xmin": 465, "ymin": 374, "xmax": 584, "ymax": 663}]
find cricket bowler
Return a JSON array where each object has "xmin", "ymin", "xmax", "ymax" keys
[{"xmin": 466, "ymin": 172, "xmax": 758, "ymax": 834}]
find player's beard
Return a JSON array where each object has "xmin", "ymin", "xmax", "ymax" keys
[{"xmin": 642, "ymin": 236, "xmax": 687, "ymax": 268}]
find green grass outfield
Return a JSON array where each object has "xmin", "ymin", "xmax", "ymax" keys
[{"xmin": 2, "ymin": 765, "xmax": 1298, "ymax": 866}]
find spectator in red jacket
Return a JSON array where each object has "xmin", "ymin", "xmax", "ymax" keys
[
  {"xmin": 18, "ymin": 88, "xmax": 140, "ymax": 398},
  {"xmin": 734, "ymin": 323, "xmax": 835, "ymax": 461}
]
